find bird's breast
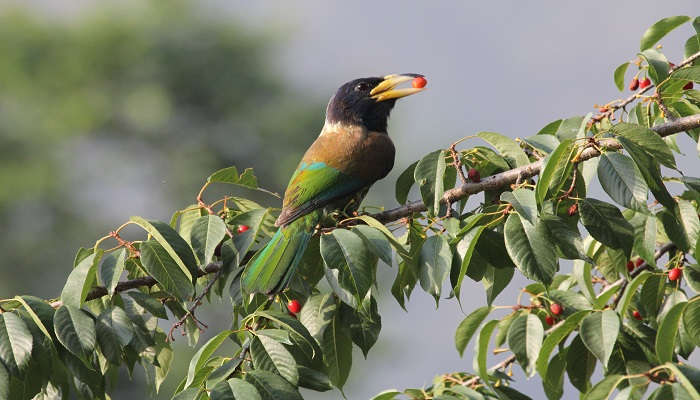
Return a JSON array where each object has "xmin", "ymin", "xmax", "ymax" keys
[{"xmin": 304, "ymin": 126, "xmax": 395, "ymax": 182}]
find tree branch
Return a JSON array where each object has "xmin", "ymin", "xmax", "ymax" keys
[{"xmin": 370, "ymin": 114, "xmax": 700, "ymax": 223}]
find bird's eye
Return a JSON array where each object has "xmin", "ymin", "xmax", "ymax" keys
[{"xmin": 354, "ymin": 83, "xmax": 370, "ymax": 92}]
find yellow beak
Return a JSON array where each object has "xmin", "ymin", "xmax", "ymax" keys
[{"xmin": 370, "ymin": 73, "xmax": 426, "ymax": 102}]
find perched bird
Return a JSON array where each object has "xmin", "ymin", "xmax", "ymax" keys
[{"xmin": 242, "ymin": 73, "xmax": 426, "ymax": 294}]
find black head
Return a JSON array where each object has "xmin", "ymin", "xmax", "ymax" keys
[{"xmin": 325, "ymin": 74, "xmax": 426, "ymax": 133}]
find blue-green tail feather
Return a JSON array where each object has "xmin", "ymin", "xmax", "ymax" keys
[{"xmin": 242, "ymin": 211, "xmax": 320, "ymax": 294}]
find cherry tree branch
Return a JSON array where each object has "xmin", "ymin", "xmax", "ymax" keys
[{"xmin": 370, "ymin": 114, "xmax": 700, "ymax": 223}]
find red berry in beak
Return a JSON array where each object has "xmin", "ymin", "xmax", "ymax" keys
[{"xmin": 412, "ymin": 76, "xmax": 427, "ymax": 89}]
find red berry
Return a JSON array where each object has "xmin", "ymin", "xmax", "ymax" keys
[
  {"xmin": 632, "ymin": 310, "xmax": 642, "ymax": 320},
  {"xmin": 668, "ymin": 267, "xmax": 682, "ymax": 281},
  {"xmin": 683, "ymin": 82, "xmax": 693, "ymax": 90},
  {"xmin": 629, "ymin": 77, "xmax": 639, "ymax": 91},
  {"xmin": 467, "ymin": 168, "xmax": 480, "ymax": 183},
  {"xmin": 568, "ymin": 203, "xmax": 578, "ymax": 216},
  {"xmin": 545, "ymin": 315, "xmax": 555, "ymax": 326},
  {"xmin": 237, "ymin": 225, "xmax": 249, "ymax": 233},
  {"xmin": 412, "ymin": 76, "xmax": 427, "ymax": 89},
  {"xmin": 287, "ymin": 299, "xmax": 301, "ymax": 314},
  {"xmin": 598, "ymin": 107, "xmax": 608, "ymax": 113},
  {"xmin": 627, "ymin": 261, "xmax": 635, "ymax": 272},
  {"xmin": 635, "ymin": 258, "xmax": 644, "ymax": 267},
  {"xmin": 639, "ymin": 78, "xmax": 651, "ymax": 89},
  {"xmin": 550, "ymin": 303, "xmax": 562, "ymax": 316}
]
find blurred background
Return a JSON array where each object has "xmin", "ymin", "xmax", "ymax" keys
[{"xmin": 0, "ymin": 1, "xmax": 698, "ymax": 399}]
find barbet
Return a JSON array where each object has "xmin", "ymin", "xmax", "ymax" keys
[{"xmin": 242, "ymin": 74, "xmax": 426, "ymax": 294}]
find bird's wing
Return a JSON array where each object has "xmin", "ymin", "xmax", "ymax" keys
[{"xmin": 275, "ymin": 161, "xmax": 368, "ymax": 227}]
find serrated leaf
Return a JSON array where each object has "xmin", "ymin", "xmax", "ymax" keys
[
  {"xmin": 352, "ymin": 225, "xmax": 393, "ymax": 265},
  {"xmin": 597, "ymin": 152, "xmax": 648, "ymax": 210},
  {"xmin": 414, "ymin": 150, "xmax": 447, "ymax": 216},
  {"xmin": 99, "ymin": 249, "xmax": 126, "ymax": 296},
  {"xmin": 504, "ymin": 213, "xmax": 558, "ymax": 284},
  {"xmin": 640, "ymin": 16, "xmax": 691, "ymax": 50},
  {"xmin": 129, "ymin": 216, "xmax": 198, "ymax": 281},
  {"xmin": 508, "ymin": 313, "xmax": 543, "ymax": 377},
  {"xmin": 452, "ymin": 226, "xmax": 486, "ymax": 300},
  {"xmin": 61, "ymin": 251, "xmax": 101, "ymax": 308},
  {"xmin": 321, "ymin": 229, "xmax": 375, "ymax": 308},
  {"xmin": 185, "ymin": 330, "xmax": 232, "ymax": 388},
  {"xmin": 0, "ymin": 312, "xmax": 33, "ymax": 373},
  {"xmin": 96, "ymin": 306, "xmax": 133, "ymax": 365},
  {"xmin": 321, "ymin": 314, "xmax": 352, "ymax": 389},
  {"xmin": 298, "ymin": 293, "xmax": 336, "ymax": 343},
  {"xmin": 207, "ymin": 166, "xmax": 259, "ymax": 189},
  {"xmin": 583, "ymin": 374, "xmax": 624, "ymax": 400},
  {"xmin": 254, "ymin": 311, "xmax": 318, "ymax": 359},
  {"xmin": 684, "ymin": 300, "xmax": 700, "ymax": 346},
  {"xmin": 540, "ymin": 214, "xmax": 587, "ymax": 261},
  {"xmin": 244, "ymin": 370, "xmax": 303, "ymax": 400},
  {"xmin": 190, "ymin": 215, "xmax": 227, "ymax": 265},
  {"xmin": 139, "ymin": 240, "xmax": 194, "ymax": 300},
  {"xmin": 640, "ymin": 49, "xmax": 670, "ymax": 85},
  {"xmin": 536, "ymin": 139, "xmax": 575, "ymax": 206},
  {"xmin": 567, "ymin": 335, "xmax": 596, "ymax": 393},
  {"xmin": 501, "ymin": 188, "xmax": 537, "ymax": 225},
  {"xmin": 297, "ymin": 366, "xmax": 332, "ymax": 392},
  {"xmin": 612, "ymin": 123, "xmax": 676, "ymax": 169},
  {"xmin": 524, "ymin": 134, "xmax": 560, "ymax": 154},
  {"xmin": 656, "ymin": 301, "xmax": 688, "ymax": 363},
  {"xmin": 454, "ymin": 306, "xmax": 491, "ymax": 357},
  {"xmin": 210, "ymin": 378, "xmax": 261, "ymax": 400},
  {"xmin": 614, "ymin": 62, "xmax": 630, "ymax": 91},
  {"xmin": 255, "ymin": 335, "xmax": 299, "ymax": 386},
  {"xmin": 343, "ymin": 298, "xmax": 381, "ymax": 358},
  {"xmin": 536, "ymin": 310, "xmax": 591, "ymax": 378},
  {"xmin": 579, "ymin": 198, "xmax": 634, "ymax": 257},
  {"xmin": 580, "ymin": 310, "xmax": 619, "ymax": 367},
  {"xmin": 418, "ymin": 235, "xmax": 452, "ymax": 304},
  {"xmin": 475, "ymin": 319, "xmax": 499, "ymax": 392},
  {"xmin": 395, "ymin": 161, "xmax": 418, "ymax": 205},
  {"xmin": 617, "ymin": 135, "xmax": 675, "ymax": 209},
  {"xmin": 53, "ymin": 305, "xmax": 95, "ymax": 363},
  {"xmin": 634, "ymin": 215, "xmax": 657, "ymax": 268},
  {"xmin": 478, "ymin": 131, "xmax": 529, "ymax": 167}
]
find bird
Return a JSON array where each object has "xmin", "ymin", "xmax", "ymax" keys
[{"xmin": 241, "ymin": 73, "xmax": 426, "ymax": 294}]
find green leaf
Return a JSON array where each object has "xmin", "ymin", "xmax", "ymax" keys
[
  {"xmin": 343, "ymin": 298, "xmax": 381, "ymax": 357},
  {"xmin": 659, "ymin": 202, "xmax": 700, "ymax": 252},
  {"xmin": 640, "ymin": 16, "xmax": 691, "ymax": 50},
  {"xmin": 321, "ymin": 314, "xmax": 352, "ymax": 389},
  {"xmin": 613, "ymin": 62, "xmax": 630, "ymax": 91},
  {"xmin": 98, "ymin": 249, "xmax": 126, "ymax": 296},
  {"xmin": 452, "ymin": 226, "xmax": 486, "ymax": 300},
  {"xmin": 617, "ymin": 135, "xmax": 675, "ymax": 209},
  {"xmin": 320, "ymin": 229, "xmax": 375, "ymax": 307},
  {"xmin": 504, "ymin": 213, "xmax": 558, "ymax": 284},
  {"xmin": 244, "ymin": 370, "xmax": 303, "ymax": 400},
  {"xmin": 129, "ymin": 216, "xmax": 198, "ymax": 281},
  {"xmin": 579, "ymin": 198, "xmax": 634, "ymax": 256},
  {"xmin": 475, "ymin": 319, "xmax": 499, "ymax": 391},
  {"xmin": 566, "ymin": 335, "xmax": 596, "ymax": 393},
  {"xmin": 14, "ymin": 295, "xmax": 54, "ymax": 343},
  {"xmin": 53, "ymin": 305, "xmax": 95, "ymax": 363},
  {"xmin": 126, "ymin": 290, "xmax": 168, "ymax": 319},
  {"xmin": 543, "ymin": 351, "xmax": 566, "ymax": 400},
  {"xmin": 536, "ymin": 310, "xmax": 591, "ymax": 377},
  {"xmin": 352, "ymin": 225, "xmax": 393, "ymax": 265},
  {"xmin": 255, "ymin": 335, "xmax": 299, "ymax": 386},
  {"xmin": 395, "ymin": 161, "xmax": 418, "ymax": 205},
  {"xmin": 190, "ymin": 215, "xmax": 227, "ymax": 265},
  {"xmin": 656, "ymin": 301, "xmax": 688, "ymax": 363},
  {"xmin": 297, "ymin": 366, "xmax": 332, "ymax": 392},
  {"xmin": 684, "ymin": 299, "xmax": 700, "ymax": 346},
  {"xmin": 418, "ymin": 235, "xmax": 453, "ymax": 304},
  {"xmin": 298, "ymin": 293, "xmax": 336, "ymax": 343},
  {"xmin": 555, "ymin": 116, "xmax": 585, "ymax": 141},
  {"xmin": 549, "ymin": 290, "xmax": 593, "ymax": 313},
  {"xmin": 573, "ymin": 260, "xmax": 596, "ymax": 302},
  {"xmin": 185, "ymin": 330, "xmax": 232, "ymax": 388},
  {"xmin": 139, "ymin": 240, "xmax": 194, "ymax": 300},
  {"xmin": 583, "ymin": 374, "xmax": 624, "ymax": 400},
  {"xmin": 371, "ymin": 390, "xmax": 402, "ymax": 400},
  {"xmin": 501, "ymin": 188, "xmax": 537, "ymax": 225},
  {"xmin": 414, "ymin": 150, "xmax": 447, "ymax": 216},
  {"xmin": 507, "ymin": 313, "xmax": 544, "ymax": 377},
  {"xmin": 612, "ymin": 123, "xmax": 676, "ymax": 169},
  {"xmin": 536, "ymin": 139, "xmax": 575, "ymax": 206},
  {"xmin": 672, "ymin": 65, "xmax": 700, "ymax": 82},
  {"xmin": 597, "ymin": 153, "xmax": 648, "ymax": 210},
  {"xmin": 478, "ymin": 131, "xmax": 529, "ymax": 167},
  {"xmin": 634, "ymin": 215, "xmax": 657, "ymax": 268},
  {"xmin": 540, "ymin": 215, "xmax": 587, "ymax": 260},
  {"xmin": 640, "ymin": 49, "xmax": 670, "ymax": 85},
  {"xmin": 483, "ymin": 265, "xmax": 514, "ymax": 306},
  {"xmin": 96, "ymin": 306, "xmax": 133, "ymax": 364},
  {"xmin": 0, "ymin": 362, "xmax": 7, "ymax": 400},
  {"xmin": 580, "ymin": 310, "xmax": 619, "ymax": 367},
  {"xmin": 172, "ymin": 387, "xmax": 202, "ymax": 400},
  {"xmin": 61, "ymin": 251, "xmax": 101, "ymax": 308},
  {"xmin": 663, "ymin": 362, "xmax": 700, "ymax": 399},
  {"xmin": 210, "ymin": 378, "xmax": 261, "ymax": 400},
  {"xmin": 524, "ymin": 134, "xmax": 560, "ymax": 154},
  {"xmin": 454, "ymin": 306, "xmax": 491, "ymax": 357},
  {"xmin": 207, "ymin": 166, "xmax": 259, "ymax": 189},
  {"xmin": 0, "ymin": 312, "xmax": 33, "ymax": 374},
  {"xmin": 254, "ymin": 311, "xmax": 318, "ymax": 359}
]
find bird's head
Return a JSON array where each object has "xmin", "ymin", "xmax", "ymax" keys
[{"xmin": 325, "ymin": 73, "xmax": 426, "ymax": 133}]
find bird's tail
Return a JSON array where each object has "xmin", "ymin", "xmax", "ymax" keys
[{"xmin": 241, "ymin": 210, "xmax": 321, "ymax": 294}]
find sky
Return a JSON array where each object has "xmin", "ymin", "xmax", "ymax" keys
[{"xmin": 10, "ymin": 1, "xmax": 700, "ymax": 399}]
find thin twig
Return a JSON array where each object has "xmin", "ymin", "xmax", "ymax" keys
[{"xmin": 168, "ymin": 267, "xmax": 224, "ymax": 342}]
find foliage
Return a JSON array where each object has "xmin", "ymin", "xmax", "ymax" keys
[{"xmin": 2, "ymin": 15, "xmax": 700, "ymax": 400}]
